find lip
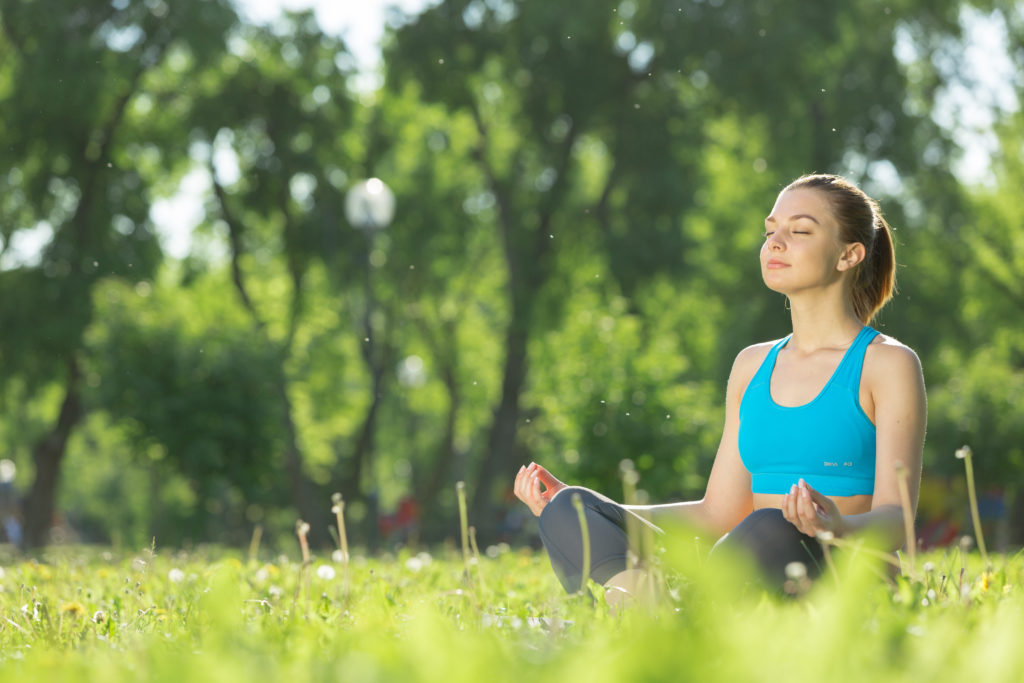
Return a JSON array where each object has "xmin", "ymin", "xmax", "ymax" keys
[{"xmin": 765, "ymin": 259, "xmax": 789, "ymax": 269}]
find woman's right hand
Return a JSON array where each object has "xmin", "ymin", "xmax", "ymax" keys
[{"xmin": 513, "ymin": 462, "xmax": 567, "ymax": 517}]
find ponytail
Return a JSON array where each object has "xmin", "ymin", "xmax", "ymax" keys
[{"xmin": 785, "ymin": 174, "xmax": 897, "ymax": 324}]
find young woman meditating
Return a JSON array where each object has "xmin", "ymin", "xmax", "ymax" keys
[{"xmin": 513, "ymin": 174, "xmax": 927, "ymax": 597}]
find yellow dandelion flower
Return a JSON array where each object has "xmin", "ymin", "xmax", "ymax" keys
[
  {"xmin": 97, "ymin": 568, "xmax": 112, "ymax": 579},
  {"xmin": 978, "ymin": 572, "xmax": 993, "ymax": 593},
  {"xmin": 60, "ymin": 601, "xmax": 87, "ymax": 617}
]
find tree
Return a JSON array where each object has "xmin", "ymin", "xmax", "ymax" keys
[{"xmin": 0, "ymin": 0, "xmax": 238, "ymax": 548}]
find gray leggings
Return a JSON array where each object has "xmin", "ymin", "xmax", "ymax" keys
[{"xmin": 538, "ymin": 486, "xmax": 824, "ymax": 592}]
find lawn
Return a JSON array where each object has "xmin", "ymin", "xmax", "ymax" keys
[{"xmin": 1, "ymin": 529, "xmax": 1022, "ymax": 683}]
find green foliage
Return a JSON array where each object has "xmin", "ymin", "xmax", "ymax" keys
[{"xmin": 2, "ymin": 0, "xmax": 1024, "ymax": 547}]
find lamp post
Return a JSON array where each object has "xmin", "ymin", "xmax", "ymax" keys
[{"xmin": 344, "ymin": 178, "xmax": 395, "ymax": 551}]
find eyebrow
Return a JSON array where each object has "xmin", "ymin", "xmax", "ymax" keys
[{"xmin": 764, "ymin": 214, "xmax": 821, "ymax": 225}]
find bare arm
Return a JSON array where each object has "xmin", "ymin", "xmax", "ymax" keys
[
  {"xmin": 784, "ymin": 341, "xmax": 927, "ymax": 551},
  {"xmin": 624, "ymin": 346, "xmax": 766, "ymax": 535}
]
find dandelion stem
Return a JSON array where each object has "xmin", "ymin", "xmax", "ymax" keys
[
  {"xmin": 958, "ymin": 445, "xmax": 990, "ymax": 567},
  {"xmin": 332, "ymin": 493, "xmax": 351, "ymax": 599},
  {"xmin": 456, "ymin": 481, "xmax": 472, "ymax": 584},
  {"xmin": 248, "ymin": 525, "xmax": 263, "ymax": 565},
  {"xmin": 571, "ymin": 493, "xmax": 591, "ymax": 594},
  {"xmin": 894, "ymin": 461, "xmax": 917, "ymax": 578},
  {"xmin": 620, "ymin": 460, "xmax": 640, "ymax": 570},
  {"xmin": 468, "ymin": 525, "xmax": 487, "ymax": 594}
]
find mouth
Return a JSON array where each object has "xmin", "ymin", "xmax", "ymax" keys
[{"xmin": 765, "ymin": 259, "xmax": 789, "ymax": 269}]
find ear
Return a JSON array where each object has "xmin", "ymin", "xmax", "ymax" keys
[{"xmin": 836, "ymin": 242, "xmax": 866, "ymax": 272}]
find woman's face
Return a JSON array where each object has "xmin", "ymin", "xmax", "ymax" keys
[{"xmin": 760, "ymin": 188, "xmax": 850, "ymax": 295}]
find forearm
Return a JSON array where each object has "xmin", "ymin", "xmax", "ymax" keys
[{"xmin": 838, "ymin": 504, "xmax": 908, "ymax": 551}]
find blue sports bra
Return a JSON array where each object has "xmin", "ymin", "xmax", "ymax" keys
[{"xmin": 738, "ymin": 326, "xmax": 879, "ymax": 496}]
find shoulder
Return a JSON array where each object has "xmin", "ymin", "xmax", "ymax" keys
[
  {"xmin": 865, "ymin": 333, "xmax": 922, "ymax": 374},
  {"xmin": 727, "ymin": 339, "xmax": 781, "ymax": 391},
  {"xmin": 864, "ymin": 333, "xmax": 925, "ymax": 391}
]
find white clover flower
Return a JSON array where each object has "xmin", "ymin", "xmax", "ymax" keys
[
  {"xmin": 168, "ymin": 568, "xmax": 185, "ymax": 583},
  {"xmin": 316, "ymin": 565, "xmax": 336, "ymax": 580}
]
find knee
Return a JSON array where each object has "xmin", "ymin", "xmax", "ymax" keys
[{"xmin": 539, "ymin": 486, "xmax": 592, "ymax": 532}]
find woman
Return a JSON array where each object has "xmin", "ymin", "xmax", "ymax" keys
[{"xmin": 513, "ymin": 174, "xmax": 927, "ymax": 597}]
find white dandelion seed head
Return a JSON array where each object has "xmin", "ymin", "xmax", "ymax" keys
[
  {"xmin": 331, "ymin": 550, "xmax": 348, "ymax": 563},
  {"xmin": 316, "ymin": 565, "xmax": 336, "ymax": 580},
  {"xmin": 269, "ymin": 585, "xmax": 284, "ymax": 598},
  {"xmin": 955, "ymin": 445, "xmax": 972, "ymax": 460},
  {"xmin": 785, "ymin": 561, "xmax": 807, "ymax": 580},
  {"xmin": 405, "ymin": 557, "xmax": 424, "ymax": 572},
  {"xmin": 92, "ymin": 610, "xmax": 107, "ymax": 624},
  {"xmin": 168, "ymin": 568, "xmax": 185, "ymax": 583},
  {"xmin": 922, "ymin": 562, "xmax": 935, "ymax": 573},
  {"xmin": 816, "ymin": 530, "xmax": 835, "ymax": 542}
]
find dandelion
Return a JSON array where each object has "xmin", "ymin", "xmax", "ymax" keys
[
  {"xmin": 978, "ymin": 572, "xmax": 993, "ymax": 593},
  {"xmin": 956, "ymin": 445, "xmax": 990, "ymax": 567},
  {"xmin": 168, "ymin": 568, "xmax": 185, "ymax": 583},
  {"xmin": 405, "ymin": 556, "xmax": 424, "ymax": 573},
  {"xmin": 785, "ymin": 562, "xmax": 808, "ymax": 581},
  {"xmin": 295, "ymin": 519, "xmax": 311, "ymax": 565},
  {"xmin": 60, "ymin": 601, "xmax": 87, "ymax": 618},
  {"xmin": 269, "ymin": 585, "xmax": 284, "ymax": 599},
  {"xmin": 92, "ymin": 610, "xmax": 107, "ymax": 624},
  {"xmin": 316, "ymin": 565, "xmax": 336, "ymax": 581},
  {"xmin": 922, "ymin": 562, "xmax": 935, "ymax": 574}
]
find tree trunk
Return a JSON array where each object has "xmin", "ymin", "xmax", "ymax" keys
[
  {"xmin": 471, "ymin": 314, "xmax": 530, "ymax": 530},
  {"xmin": 22, "ymin": 357, "xmax": 83, "ymax": 550},
  {"xmin": 418, "ymin": 364, "xmax": 460, "ymax": 514},
  {"xmin": 275, "ymin": 376, "xmax": 323, "ymax": 542}
]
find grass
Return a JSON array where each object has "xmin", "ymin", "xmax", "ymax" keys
[{"xmin": 1, "ymin": 534, "xmax": 1023, "ymax": 683}]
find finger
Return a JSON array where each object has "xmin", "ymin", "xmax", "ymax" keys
[
  {"xmin": 534, "ymin": 465, "xmax": 561, "ymax": 488},
  {"xmin": 785, "ymin": 484, "xmax": 799, "ymax": 520},
  {"xmin": 797, "ymin": 484, "xmax": 816, "ymax": 524},
  {"xmin": 805, "ymin": 484, "xmax": 835, "ymax": 513}
]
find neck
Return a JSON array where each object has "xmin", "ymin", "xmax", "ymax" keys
[{"xmin": 786, "ymin": 288, "xmax": 864, "ymax": 352}]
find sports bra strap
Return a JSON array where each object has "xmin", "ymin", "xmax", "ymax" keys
[{"xmin": 831, "ymin": 326, "xmax": 880, "ymax": 389}]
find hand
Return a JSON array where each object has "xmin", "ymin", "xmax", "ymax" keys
[
  {"xmin": 782, "ymin": 479, "xmax": 846, "ymax": 539},
  {"xmin": 513, "ymin": 462, "xmax": 567, "ymax": 517}
]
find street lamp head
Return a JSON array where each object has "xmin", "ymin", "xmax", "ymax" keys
[{"xmin": 345, "ymin": 178, "xmax": 395, "ymax": 231}]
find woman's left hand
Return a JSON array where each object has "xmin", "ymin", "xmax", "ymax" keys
[{"xmin": 782, "ymin": 479, "xmax": 846, "ymax": 539}]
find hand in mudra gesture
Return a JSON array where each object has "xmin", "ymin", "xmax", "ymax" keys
[{"xmin": 513, "ymin": 462, "xmax": 567, "ymax": 516}]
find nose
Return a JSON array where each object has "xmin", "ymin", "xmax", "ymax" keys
[{"xmin": 766, "ymin": 232, "xmax": 785, "ymax": 251}]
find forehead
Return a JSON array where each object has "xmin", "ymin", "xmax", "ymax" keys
[{"xmin": 767, "ymin": 187, "xmax": 834, "ymax": 223}]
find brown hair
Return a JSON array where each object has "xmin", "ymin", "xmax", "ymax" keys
[{"xmin": 785, "ymin": 174, "xmax": 896, "ymax": 324}]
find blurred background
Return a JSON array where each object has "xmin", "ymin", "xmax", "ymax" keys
[{"xmin": 0, "ymin": 0, "xmax": 1022, "ymax": 554}]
